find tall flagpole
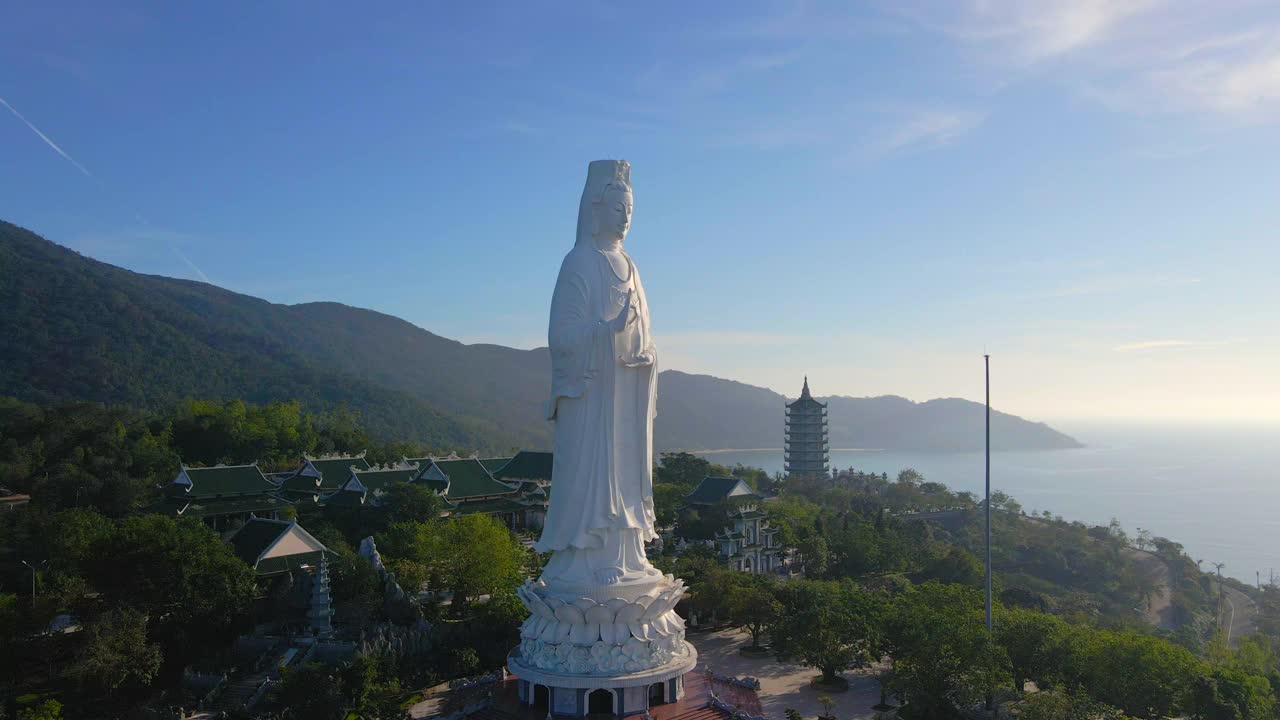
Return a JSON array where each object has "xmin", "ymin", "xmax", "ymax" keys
[
  {"xmin": 985, "ymin": 355, "xmax": 992, "ymax": 632},
  {"xmin": 984, "ymin": 353, "xmax": 993, "ymax": 712}
]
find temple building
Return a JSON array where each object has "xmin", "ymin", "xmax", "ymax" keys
[
  {"xmin": 412, "ymin": 456, "xmax": 528, "ymax": 526},
  {"xmin": 784, "ymin": 376, "xmax": 829, "ymax": 478},
  {"xmin": 684, "ymin": 476, "xmax": 780, "ymax": 575},
  {"xmin": 278, "ymin": 452, "xmax": 372, "ymax": 503},
  {"xmin": 229, "ymin": 517, "xmax": 333, "ymax": 577},
  {"xmin": 492, "ymin": 450, "xmax": 554, "ymax": 530},
  {"xmin": 323, "ymin": 462, "xmax": 421, "ymax": 508},
  {"xmin": 145, "ymin": 463, "xmax": 291, "ymax": 531}
]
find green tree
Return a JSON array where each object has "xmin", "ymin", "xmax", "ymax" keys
[
  {"xmin": 1068, "ymin": 629, "xmax": 1199, "ymax": 719},
  {"xmin": 796, "ymin": 534, "xmax": 829, "ymax": 578},
  {"xmin": 1016, "ymin": 689, "xmax": 1127, "ymax": 720},
  {"xmin": 653, "ymin": 483, "xmax": 687, "ymax": 527},
  {"xmin": 71, "ymin": 608, "xmax": 163, "ymax": 696},
  {"xmin": 380, "ymin": 483, "xmax": 445, "ymax": 526},
  {"xmin": 882, "ymin": 583, "xmax": 1009, "ymax": 719},
  {"xmin": 994, "ymin": 607, "xmax": 1066, "ymax": 693},
  {"xmin": 770, "ymin": 580, "xmax": 883, "ymax": 685},
  {"xmin": 654, "ymin": 452, "xmax": 712, "ymax": 487},
  {"xmin": 32, "ymin": 508, "xmax": 113, "ymax": 572},
  {"xmin": 725, "ymin": 575, "xmax": 781, "ymax": 649},
  {"xmin": 405, "ymin": 515, "xmax": 525, "ymax": 614},
  {"xmin": 274, "ymin": 663, "xmax": 345, "ymax": 720},
  {"xmin": 920, "ymin": 547, "xmax": 984, "ymax": 586},
  {"xmin": 18, "ymin": 699, "xmax": 63, "ymax": 720},
  {"xmin": 86, "ymin": 515, "xmax": 257, "ymax": 678}
]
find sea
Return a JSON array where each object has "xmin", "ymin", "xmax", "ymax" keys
[{"xmin": 694, "ymin": 421, "xmax": 1280, "ymax": 585}]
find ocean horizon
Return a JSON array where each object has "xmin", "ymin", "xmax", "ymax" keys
[{"xmin": 694, "ymin": 420, "xmax": 1280, "ymax": 585}]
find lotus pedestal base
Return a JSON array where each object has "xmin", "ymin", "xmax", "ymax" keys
[{"xmin": 509, "ymin": 644, "xmax": 696, "ymax": 718}]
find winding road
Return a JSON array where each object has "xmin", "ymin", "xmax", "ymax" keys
[{"xmin": 1220, "ymin": 584, "xmax": 1258, "ymax": 647}]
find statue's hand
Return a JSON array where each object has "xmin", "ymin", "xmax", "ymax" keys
[{"xmin": 610, "ymin": 290, "xmax": 636, "ymax": 333}]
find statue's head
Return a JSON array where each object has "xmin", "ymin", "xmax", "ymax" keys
[
  {"xmin": 596, "ymin": 181, "xmax": 633, "ymax": 245},
  {"xmin": 576, "ymin": 160, "xmax": 633, "ymax": 249}
]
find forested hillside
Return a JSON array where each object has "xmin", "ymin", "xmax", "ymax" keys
[{"xmin": 0, "ymin": 221, "xmax": 1079, "ymax": 453}]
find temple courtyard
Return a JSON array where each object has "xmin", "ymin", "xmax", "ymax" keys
[{"xmin": 691, "ymin": 628, "xmax": 885, "ymax": 720}]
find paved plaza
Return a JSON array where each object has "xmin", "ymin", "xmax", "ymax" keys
[{"xmin": 690, "ymin": 628, "xmax": 886, "ymax": 720}]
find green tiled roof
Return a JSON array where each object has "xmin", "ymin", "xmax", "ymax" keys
[
  {"xmin": 228, "ymin": 519, "xmax": 332, "ymax": 576},
  {"xmin": 478, "ymin": 457, "xmax": 515, "ymax": 473},
  {"xmin": 170, "ymin": 464, "xmax": 278, "ymax": 499},
  {"xmin": 431, "ymin": 458, "xmax": 517, "ymax": 500},
  {"xmin": 493, "ymin": 451, "xmax": 553, "ymax": 482},
  {"xmin": 281, "ymin": 456, "xmax": 371, "ymax": 493},
  {"xmin": 322, "ymin": 489, "xmax": 367, "ymax": 508},
  {"xmin": 348, "ymin": 467, "xmax": 418, "ymax": 493},
  {"xmin": 144, "ymin": 494, "xmax": 291, "ymax": 519},
  {"xmin": 685, "ymin": 477, "xmax": 757, "ymax": 506},
  {"xmin": 230, "ymin": 518, "xmax": 293, "ymax": 565}
]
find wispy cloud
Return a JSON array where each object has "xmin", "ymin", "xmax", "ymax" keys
[
  {"xmin": 1046, "ymin": 272, "xmax": 1201, "ymax": 298},
  {"xmin": 0, "ymin": 95, "xmax": 93, "ymax": 177},
  {"xmin": 929, "ymin": 0, "xmax": 1164, "ymax": 62},
  {"xmin": 1113, "ymin": 338, "xmax": 1248, "ymax": 352},
  {"xmin": 899, "ymin": 0, "xmax": 1280, "ymax": 121},
  {"xmin": 635, "ymin": 50, "xmax": 802, "ymax": 99},
  {"xmin": 73, "ymin": 227, "xmax": 215, "ymax": 286},
  {"xmin": 0, "ymin": 96, "xmax": 215, "ymax": 283},
  {"xmin": 171, "ymin": 247, "xmax": 211, "ymax": 284},
  {"xmin": 866, "ymin": 109, "xmax": 985, "ymax": 155}
]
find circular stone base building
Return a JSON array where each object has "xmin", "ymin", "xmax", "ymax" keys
[
  {"xmin": 509, "ymin": 649, "xmax": 696, "ymax": 717},
  {"xmin": 508, "ymin": 577, "xmax": 696, "ymax": 717}
]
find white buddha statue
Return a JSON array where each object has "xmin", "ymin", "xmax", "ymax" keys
[{"xmin": 536, "ymin": 160, "xmax": 663, "ymax": 590}]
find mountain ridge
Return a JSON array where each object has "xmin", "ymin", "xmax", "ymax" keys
[{"xmin": 0, "ymin": 220, "xmax": 1080, "ymax": 454}]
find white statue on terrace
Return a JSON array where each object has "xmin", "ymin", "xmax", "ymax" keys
[{"xmin": 535, "ymin": 159, "xmax": 662, "ymax": 588}]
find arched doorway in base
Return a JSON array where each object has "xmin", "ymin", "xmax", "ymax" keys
[
  {"xmin": 532, "ymin": 684, "xmax": 550, "ymax": 711},
  {"xmin": 648, "ymin": 681, "xmax": 666, "ymax": 706},
  {"xmin": 587, "ymin": 688, "xmax": 615, "ymax": 715}
]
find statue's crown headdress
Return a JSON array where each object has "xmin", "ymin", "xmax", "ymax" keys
[{"xmin": 585, "ymin": 159, "xmax": 631, "ymax": 202}]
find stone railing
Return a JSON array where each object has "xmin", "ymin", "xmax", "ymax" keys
[
  {"xmin": 448, "ymin": 669, "xmax": 505, "ymax": 692},
  {"xmin": 707, "ymin": 693, "xmax": 769, "ymax": 720},
  {"xmin": 703, "ymin": 668, "xmax": 761, "ymax": 691},
  {"xmin": 433, "ymin": 672, "xmax": 502, "ymax": 720},
  {"xmin": 433, "ymin": 698, "xmax": 492, "ymax": 720},
  {"xmin": 247, "ymin": 678, "xmax": 273, "ymax": 711}
]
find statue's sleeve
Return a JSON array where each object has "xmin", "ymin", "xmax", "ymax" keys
[{"xmin": 547, "ymin": 258, "xmax": 608, "ymax": 419}]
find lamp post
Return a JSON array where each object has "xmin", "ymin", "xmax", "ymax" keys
[{"xmin": 21, "ymin": 559, "xmax": 47, "ymax": 609}]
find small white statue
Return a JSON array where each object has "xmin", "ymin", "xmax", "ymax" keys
[{"xmin": 535, "ymin": 160, "xmax": 662, "ymax": 588}]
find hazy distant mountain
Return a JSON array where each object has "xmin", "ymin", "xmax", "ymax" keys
[
  {"xmin": 657, "ymin": 371, "xmax": 1080, "ymax": 452},
  {"xmin": 0, "ymin": 220, "xmax": 1080, "ymax": 454}
]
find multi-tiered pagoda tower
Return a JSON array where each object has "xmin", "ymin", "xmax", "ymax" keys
[{"xmin": 784, "ymin": 377, "xmax": 829, "ymax": 478}]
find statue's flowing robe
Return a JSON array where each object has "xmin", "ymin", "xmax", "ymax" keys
[{"xmin": 536, "ymin": 243, "xmax": 658, "ymax": 554}]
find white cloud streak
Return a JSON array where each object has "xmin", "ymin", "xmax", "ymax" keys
[
  {"xmin": 0, "ymin": 97, "xmax": 214, "ymax": 284},
  {"xmin": 867, "ymin": 109, "xmax": 985, "ymax": 155},
  {"xmin": 1113, "ymin": 338, "xmax": 1247, "ymax": 352},
  {"xmin": 900, "ymin": 0, "xmax": 1280, "ymax": 121},
  {"xmin": 171, "ymin": 247, "xmax": 211, "ymax": 284},
  {"xmin": 0, "ymin": 95, "xmax": 93, "ymax": 177}
]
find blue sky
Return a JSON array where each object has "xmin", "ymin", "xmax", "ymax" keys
[{"xmin": 2, "ymin": 1, "xmax": 1278, "ymax": 423}]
